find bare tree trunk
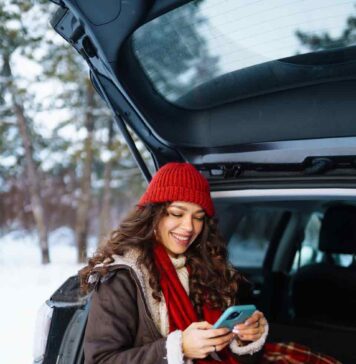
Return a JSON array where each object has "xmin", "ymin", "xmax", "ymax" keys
[
  {"xmin": 3, "ymin": 54, "xmax": 50, "ymax": 264},
  {"xmin": 75, "ymin": 79, "xmax": 95, "ymax": 263},
  {"xmin": 98, "ymin": 120, "xmax": 114, "ymax": 246}
]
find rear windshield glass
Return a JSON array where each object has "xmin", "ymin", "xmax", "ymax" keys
[{"xmin": 132, "ymin": 0, "xmax": 355, "ymax": 105}]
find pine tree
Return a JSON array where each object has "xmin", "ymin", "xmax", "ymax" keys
[
  {"xmin": 296, "ymin": 9, "xmax": 356, "ymax": 51},
  {"xmin": 0, "ymin": 0, "xmax": 50, "ymax": 263},
  {"xmin": 40, "ymin": 30, "xmax": 144, "ymax": 261}
]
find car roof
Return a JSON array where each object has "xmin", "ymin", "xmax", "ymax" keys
[{"xmin": 50, "ymin": 0, "xmax": 356, "ymax": 183}]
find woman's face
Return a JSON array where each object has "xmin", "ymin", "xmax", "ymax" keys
[{"xmin": 156, "ymin": 201, "xmax": 205, "ymax": 257}]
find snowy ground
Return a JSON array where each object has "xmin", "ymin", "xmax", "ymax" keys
[{"xmin": 0, "ymin": 228, "xmax": 96, "ymax": 364}]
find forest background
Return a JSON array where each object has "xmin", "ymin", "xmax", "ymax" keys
[{"xmin": 0, "ymin": 0, "xmax": 153, "ymax": 266}]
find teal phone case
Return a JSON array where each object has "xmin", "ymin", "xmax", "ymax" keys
[{"xmin": 212, "ymin": 304, "xmax": 256, "ymax": 330}]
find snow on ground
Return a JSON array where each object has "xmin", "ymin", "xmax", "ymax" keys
[{"xmin": 0, "ymin": 228, "xmax": 96, "ymax": 364}]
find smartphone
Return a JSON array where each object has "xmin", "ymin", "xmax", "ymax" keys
[{"xmin": 213, "ymin": 304, "xmax": 256, "ymax": 330}]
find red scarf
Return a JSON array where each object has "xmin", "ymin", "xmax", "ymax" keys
[{"xmin": 154, "ymin": 243, "xmax": 240, "ymax": 364}]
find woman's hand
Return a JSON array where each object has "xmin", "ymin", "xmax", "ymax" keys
[
  {"xmin": 182, "ymin": 321, "xmax": 234, "ymax": 359},
  {"xmin": 232, "ymin": 310, "xmax": 267, "ymax": 343}
]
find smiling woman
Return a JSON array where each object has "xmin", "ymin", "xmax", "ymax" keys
[
  {"xmin": 79, "ymin": 162, "xmax": 268, "ymax": 364},
  {"xmin": 156, "ymin": 202, "xmax": 205, "ymax": 257}
]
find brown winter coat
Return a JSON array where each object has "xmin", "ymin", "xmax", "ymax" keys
[{"xmin": 84, "ymin": 264, "xmax": 263, "ymax": 364}]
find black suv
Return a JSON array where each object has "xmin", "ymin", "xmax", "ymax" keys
[{"xmin": 35, "ymin": 1, "xmax": 356, "ymax": 363}]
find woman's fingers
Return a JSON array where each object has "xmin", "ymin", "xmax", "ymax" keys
[
  {"xmin": 183, "ymin": 322, "xmax": 233, "ymax": 359},
  {"xmin": 209, "ymin": 332, "xmax": 234, "ymax": 345},
  {"xmin": 236, "ymin": 318, "xmax": 267, "ymax": 333},
  {"xmin": 192, "ymin": 321, "xmax": 213, "ymax": 330},
  {"xmin": 202, "ymin": 327, "xmax": 230, "ymax": 339},
  {"xmin": 233, "ymin": 312, "xmax": 267, "ymax": 332},
  {"xmin": 200, "ymin": 329, "xmax": 234, "ymax": 354},
  {"xmin": 233, "ymin": 314, "xmax": 267, "ymax": 342},
  {"xmin": 206, "ymin": 332, "xmax": 234, "ymax": 349},
  {"xmin": 184, "ymin": 316, "xmax": 267, "ymax": 359},
  {"xmin": 214, "ymin": 335, "xmax": 235, "ymax": 351},
  {"xmin": 243, "ymin": 310, "xmax": 264, "ymax": 326}
]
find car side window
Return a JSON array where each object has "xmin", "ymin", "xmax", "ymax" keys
[
  {"xmin": 227, "ymin": 209, "xmax": 283, "ymax": 268},
  {"xmin": 291, "ymin": 212, "xmax": 354, "ymax": 271}
]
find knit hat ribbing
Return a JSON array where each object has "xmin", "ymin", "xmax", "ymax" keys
[{"xmin": 138, "ymin": 162, "xmax": 214, "ymax": 216}]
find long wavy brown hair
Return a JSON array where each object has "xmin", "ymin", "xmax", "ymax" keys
[{"xmin": 80, "ymin": 203, "xmax": 243, "ymax": 317}]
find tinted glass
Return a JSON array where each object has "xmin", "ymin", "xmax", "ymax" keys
[
  {"xmin": 228, "ymin": 209, "xmax": 282, "ymax": 267},
  {"xmin": 132, "ymin": 0, "xmax": 354, "ymax": 105},
  {"xmin": 291, "ymin": 212, "xmax": 354, "ymax": 270}
]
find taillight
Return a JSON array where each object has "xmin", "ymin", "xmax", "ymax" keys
[{"xmin": 33, "ymin": 301, "xmax": 53, "ymax": 363}]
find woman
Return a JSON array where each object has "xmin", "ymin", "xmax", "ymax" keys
[{"xmin": 81, "ymin": 162, "xmax": 268, "ymax": 364}]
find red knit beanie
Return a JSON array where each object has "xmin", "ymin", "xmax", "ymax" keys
[{"xmin": 138, "ymin": 162, "xmax": 214, "ymax": 216}]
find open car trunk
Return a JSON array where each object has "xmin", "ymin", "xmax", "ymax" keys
[
  {"xmin": 43, "ymin": 1, "xmax": 356, "ymax": 363},
  {"xmin": 49, "ymin": 0, "xmax": 356, "ymax": 188}
]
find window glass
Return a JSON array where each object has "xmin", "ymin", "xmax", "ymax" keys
[
  {"xmin": 132, "ymin": 0, "xmax": 354, "ymax": 104},
  {"xmin": 291, "ymin": 212, "xmax": 354, "ymax": 271},
  {"xmin": 227, "ymin": 209, "xmax": 283, "ymax": 267}
]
